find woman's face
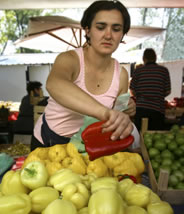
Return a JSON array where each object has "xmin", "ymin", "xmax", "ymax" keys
[{"xmin": 86, "ymin": 9, "xmax": 124, "ymax": 55}]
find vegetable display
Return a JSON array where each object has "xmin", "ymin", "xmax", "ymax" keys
[{"xmin": 0, "ymin": 142, "xmax": 174, "ymax": 214}]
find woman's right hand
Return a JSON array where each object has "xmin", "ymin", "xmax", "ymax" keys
[{"xmin": 101, "ymin": 109, "xmax": 133, "ymax": 141}]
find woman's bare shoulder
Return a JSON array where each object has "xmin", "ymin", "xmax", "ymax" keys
[
  {"xmin": 55, "ymin": 50, "xmax": 79, "ymax": 65},
  {"xmin": 51, "ymin": 49, "xmax": 80, "ymax": 81}
]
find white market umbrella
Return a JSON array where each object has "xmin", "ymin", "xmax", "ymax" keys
[{"xmin": 15, "ymin": 16, "xmax": 165, "ymax": 55}]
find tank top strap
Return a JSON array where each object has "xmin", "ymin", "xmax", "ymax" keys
[{"xmin": 74, "ymin": 48, "xmax": 85, "ymax": 88}]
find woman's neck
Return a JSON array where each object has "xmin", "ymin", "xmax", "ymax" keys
[{"xmin": 83, "ymin": 46, "xmax": 112, "ymax": 71}]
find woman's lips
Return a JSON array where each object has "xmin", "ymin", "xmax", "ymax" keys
[{"xmin": 101, "ymin": 42, "xmax": 112, "ymax": 47}]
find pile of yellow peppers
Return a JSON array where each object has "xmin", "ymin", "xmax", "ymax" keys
[
  {"xmin": 0, "ymin": 164, "xmax": 174, "ymax": 214},
  {"xmin": 21, "ymin": 142, "xmax": 145, "ymax": 181}
]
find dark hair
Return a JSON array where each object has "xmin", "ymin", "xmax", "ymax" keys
[
  {"xmin": 81, "ymin": 0, "xmax": 131, "ymax": 43},
  {"xmin": 143, "ymin": 48, "xmax": 157, "ymax": 63},
  {"xmin": 26, "ymin": 81, "xmax": 42, "ymax": 94}
]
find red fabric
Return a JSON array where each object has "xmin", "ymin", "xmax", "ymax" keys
[
  {"xmin": 11, "ymin": 156, "xmax": 26, "ymax": 171},
  {"xmin": 8, "ymin": 112, "xmax": 19, "ymax": 121}
]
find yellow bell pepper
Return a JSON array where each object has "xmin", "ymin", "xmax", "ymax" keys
[
  {"xmin": 88, "ymin": 189, "xmax": 125, "ymax": 214},
  {"xmin": 124, "ymin": 183, "xmax": 151, "ymax": 208},
  {"xmin": 147, "ymin": 201, "xmax": 174, "ymax": 214},
  {"xmin": 1, "ymin": 170, "xmax": 29, "ymax": 195},
  {"xmin": 82, "ymin": 154, "xmax": 90, "ymax": 165},
  {"xmin": 113, "ymin": 158, "xmax": 139, "ymax": 177},
  {"xmin": 32, "ymin": 147, "xmax": 49, "ymax": 160},
  {"xmin": 66, "ymin": 142, "xmax": 81, "ymax": 157},
  {"xmin": 45, "ymin": 160, "xmax": 63, "ymax": 176},
  {"xmin": 118, "ymin": 178, "xmax": 135, "ymax": 199},
  {"xmin": 87, "ymin": 158, "xmax": 109, "ymax": 177},
  {"xmin": 103, "ymin": 152, "xmax": 125, "ymax": 169},
  {"xmin": 125, "ymin": 205, "xmax": 147, "ymax": 214},
  {"xmin": 62, "ymin": 156, "xmax": 87, "ymax": 175},
  {"xmin": 42, "ymin": 198, "xmax": 77, "ymax": 214},
  {"xmin": 125, "ymin": 152, "xmax": 145, "ymax": 174},
  {"xmin": 91, "ymin": 177, "xmax": 118, "ymax": 194},
  {"xmin": 103, "ymin": 152, "xmax": 145, "ymax": 179},
  {"xmin": 48, "ymin": 144, "xmax": 67, "ymax": 162},
  {"xmin": 62, "ymin": 182, "xmax": 89, "ymax": 210},
  {"xmin": 78, "ymin": 207, "xmax": 88, "ymax": 214},
  {"xmin": 0, "ymin": 193, "xmax": 31, "ymax": 214},
  {"xmin": 49, "ymin": 168, "xmax": 81, "ymax": 192},
  {"xmin": 29, "ymin": 186, "xmax": 59, "ymax": 213}
]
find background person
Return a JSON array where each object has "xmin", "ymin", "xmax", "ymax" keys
[
  {"xmin": 31, "ymin": 0, "xmax": 138, "ymax": 151},
  {"xmin": 13, "ymin": 81, "xmax": 48, "ymax": 135},
  {"xmin": 130, "ymin": 48, "xmax": 171, "ymax": 131}
]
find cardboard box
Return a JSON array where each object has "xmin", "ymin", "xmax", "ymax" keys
[{"xmin": 140, "ymin": 132, "xmax": 184, "ymax": 204}]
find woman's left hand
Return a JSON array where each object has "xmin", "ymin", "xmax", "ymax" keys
[{"xmin": 124, "ymin": 97, "xmax": 136, "ymax": 117}]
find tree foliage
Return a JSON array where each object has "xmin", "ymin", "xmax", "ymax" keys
[
  {"xmin": 162, "ymin": 8, "xmax": 184, "ymax": 61},
  {"xmin": 0, "ymin": 9, "xmax": 63, "ymax": 54}
]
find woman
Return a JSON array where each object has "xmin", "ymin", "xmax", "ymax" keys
[{"xmin": 31, "ymin": 0, "xmax": 137, "ymax": 151}]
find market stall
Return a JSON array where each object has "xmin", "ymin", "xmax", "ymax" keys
[{"xmin": 0, "ymin": 117, "xmax": 184, "ymax": 213}]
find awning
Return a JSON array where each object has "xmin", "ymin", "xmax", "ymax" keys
[
  {"xmin": 0, "ymin": 0, "xmax": 183, "ymax": 9},
  {"xmin": 15, "ymin": 16, "xmax": 165, "ymax": 54},
  {"xmin": 0, "ymin": 53, "xmax": 58, "ymax": 66}
]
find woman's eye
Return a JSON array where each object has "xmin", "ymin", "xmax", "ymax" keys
[
  {"xmin": 112, "ymin": 27, "xmax": 122, "ymax": 32},
  {"xmin": 96, "ymin": 25, "xmax": 105, "ymax": 30}
]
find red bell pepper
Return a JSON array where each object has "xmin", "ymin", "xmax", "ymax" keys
[{"xmin": 81, "ymin": 121, "xmax": 134, "ymax": 161}]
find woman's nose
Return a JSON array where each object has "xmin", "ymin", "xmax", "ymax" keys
[{"xmin": 104, "ymin": 28, "xmax": 112, "ymax": 39}]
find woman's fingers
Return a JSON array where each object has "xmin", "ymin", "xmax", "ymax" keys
[
  {"xmin": 102, "ymin": 110, "xmax": 133, "ymax": 140},
  {"xmin": 110, "ymin": 115, "xmax": 133, "ymax": 140}
]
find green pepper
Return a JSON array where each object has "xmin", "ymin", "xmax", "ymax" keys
[
  {"xmin": 81, "ymin": 121, "xmax": 134, "ymax": 160},
  {"xmin": 88, "ymin": 189, "xmax": 124, "ymax": 214},
  {"xmin": 91, "ymin": 177, "xmax": 118, "ymax": 194},
  {"xmin": 0, "ymin": 193, "xmax": 31, "ymax": 214},
  {"xmin": 124, "ymin": 183, "xmax": 151, "ymax": 208},
  {"xmin": 29, "ymin": 186, "xmax": 59, "ymax": 213},
  {"xmin": 42, "ymin": 199, "xmax": 77, "ymax": 214},
  {"xmin": 147, "ymin": 201, "xmax": 174, "ymax": 214},
  {"xmin": 49, "ymin": 168, "xmax": 81, "ymax": 192},
  {"xmin": 20, "ymin": 161, "xmax": 49, "ymax": 190},
  {"xmin": 1, "ymin": 170, "xmax": 29, "ymax": 195},
  {"xmin": 78, "ymin": 207, "xmax": 88, "ymax": 214},
  {"xmin": 61, "ymin": 182, "xmax": 89, "ymax": 210}
]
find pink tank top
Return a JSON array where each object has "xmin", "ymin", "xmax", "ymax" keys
[{"xmin": 34, "ymin": 48, "xmax": 121, "ymax": 143}]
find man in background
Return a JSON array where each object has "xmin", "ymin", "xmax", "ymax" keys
[
  {"xmin": 13, "ymin": 81, "xmax": 48, "ymax": 134},
  {"xmin": 130, "ymin": 48, "xmax": 171, "ymax": 131}
]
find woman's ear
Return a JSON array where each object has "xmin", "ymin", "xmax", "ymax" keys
[{"xmin": 85, "ymin": 27, "xmax": 90, "ymax": 37}]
